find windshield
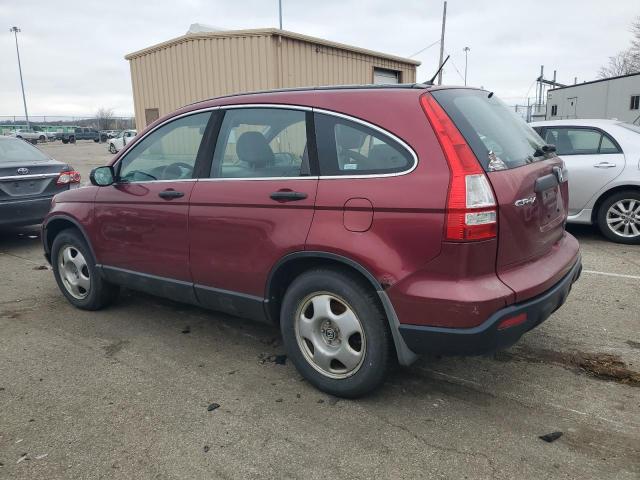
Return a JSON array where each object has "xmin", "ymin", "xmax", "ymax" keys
[
  {"xmin": 0, "ymin": 138, "xmax": 51, "ymax": 163},
  {"xmin": 431, "ymin": 89, "xmax": 551, "ymax": 170}
]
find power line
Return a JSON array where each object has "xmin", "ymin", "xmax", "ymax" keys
[
  {"xmin": 443, "ymin": 48, "xmax": 466, "ymax": 83},
  {"xmin": 408, "ymin": 39, "xmax": 440, "ymax": 59}
]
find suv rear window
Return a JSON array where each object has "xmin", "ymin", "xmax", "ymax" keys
[{"xmin": 431, "ymin": 89, "xmax": 548, "ymax": 170}]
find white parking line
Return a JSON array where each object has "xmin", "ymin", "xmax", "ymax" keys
[{"xmin": 583, "ymin": 270, "xmax": 640, "ymax": 280}]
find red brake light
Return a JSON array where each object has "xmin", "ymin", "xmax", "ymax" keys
[
  {"xmin": 56, "ymin": 170, "xmax": 81, "ymax": 185},
  {"xmin": 420, "ymin": 94, "xmax": 497, "ymax": 241}
]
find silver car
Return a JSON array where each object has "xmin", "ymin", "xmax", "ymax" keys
[{"xmin": 531, "ymin": 119, "xmax": 640, "ymax": 244}]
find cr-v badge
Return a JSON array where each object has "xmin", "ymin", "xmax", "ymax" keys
[{"xmin": 515, "ymin": 196, "xmax": 536, "ymax": 207}]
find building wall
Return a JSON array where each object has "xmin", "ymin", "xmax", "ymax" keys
[
  {"xmin": 546, "ymin": 74, "xmax": 640, "ymax": 123},
  {"xmin": 127, "ymin": 32, "xmax": 417, "ymax": 128}
]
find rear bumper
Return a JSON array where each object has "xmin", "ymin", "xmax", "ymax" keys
[
  {"xmin": 0, "ymin": 196, "xmax": 53, "ymax": 227},
  {"xmin": 398, "ymin": 255, "xmax": 582, "ymax": 356}
]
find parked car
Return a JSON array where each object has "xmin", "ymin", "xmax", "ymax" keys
[
  {"xmin": 107, "ymin": 129, "xmax": 137, "ymax": 153},
  {"xmin": 531, "ymin": 119, "xmax": 640, "ymax": 244},
  {"xmin": 99, "ymin": 130, "xmax": 120, "ymax": 142},
  {"xmin": 42, "ymin": 85, "xmax": 581, "ymax": 397},
  {"xmin": 0, "ymin": 137, "xmax": 80, "ymax": 227},
  {"xmin": 58, "ymin": 127, "xmax": 100, "ymax": 144},
  {"xmin": 44, "ymin": 131, "xmax": 58, "ymax": 142},
  {"xmin": 12, "ymin": 129, "xmax": 47, "ymax": 143}
]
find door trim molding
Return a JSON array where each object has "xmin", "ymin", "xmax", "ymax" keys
[{"xmin": 97, "ymin": 264, "xmax": 269, "ymax": 323}]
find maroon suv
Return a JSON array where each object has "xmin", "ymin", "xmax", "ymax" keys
[{"xmin": 43, "ymin": 85, "xmax": 581, "ymax": 397}]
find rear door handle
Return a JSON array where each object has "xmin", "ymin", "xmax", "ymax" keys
[
  {"xmin": 158, "ymin": 189, "xmax": 184, "ymax": 199},
  {"xmin": 594, "ymin": 162, "xmax": 617, "ymax": 168},
  {"xmin": 270, "ymin": 191, "xmax": 308, "ymax": 201}
]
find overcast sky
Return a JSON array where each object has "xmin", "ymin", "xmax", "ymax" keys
[{"xmin": 1, "ymin": 0, "xmax": 638, "ymax": 117}]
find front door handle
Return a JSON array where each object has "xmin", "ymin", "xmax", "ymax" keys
[
  {"xmin": 594, "ymin": 162, "xmax": 617, "ymax": 168},
  {"xmin": 158, "ymin": 189, "xmax": 184, "ymax": 199},
  {"xmin": 270, "ymin": 191, "xmax": 308, "ymax": 201}
]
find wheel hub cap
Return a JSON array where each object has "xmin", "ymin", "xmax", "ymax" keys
[
  {"xmin": 58, "ymin": 245, "xmax": 90, "ymax": 299},
  {"xmin": 295, "ymin": 293, "xmax": 366, "ymax": 379}
]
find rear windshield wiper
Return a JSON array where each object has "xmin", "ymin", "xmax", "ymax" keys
[{"xmin": 533, "ymin": 144, "xmax": 557, "ymax": 157}]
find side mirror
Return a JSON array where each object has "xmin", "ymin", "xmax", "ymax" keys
[{"xmin": 90, "ymin": 166, "xmax": 115, "ymax": 186}]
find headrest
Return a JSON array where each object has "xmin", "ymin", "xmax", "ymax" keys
[
  {"xmin": 236, "ymin": 131, "xmax": 274, "ymax": 168},
  {"xmin": 336, "ymin": 125, "xmax": 366, "ymax": 150}
]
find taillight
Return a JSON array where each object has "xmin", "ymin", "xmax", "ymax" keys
[
  {"xmin": 56, "ymin": 170, "xmax": 81, "ymax": 185},
  {"xmin": 420, "ymin": 94, "xmax": 497, "ymax": 241}
]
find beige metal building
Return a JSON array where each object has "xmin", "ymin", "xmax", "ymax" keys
[{"xmin": 125, "ymin": 28, "xmax": 420, "ymax": 128}]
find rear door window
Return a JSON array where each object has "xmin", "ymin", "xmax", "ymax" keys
[
  {"xmin": 431, "ymin": 89, "xmax": 548, "ymax": 170},
  {"xmin": 211, "ymin": 108, "xmax": 310, "ymax": 178},
  {"xmin": 543, "ymin": 127, "xmax": 620, "ymax": 155},
  {"xmin": 314, "ymin": 113, "xmax": 414, "ymax": 176}
]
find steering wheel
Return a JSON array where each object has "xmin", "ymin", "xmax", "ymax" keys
[{"xmin": 160, "ymin": 162, "xmax": 194, "ymax": 180}]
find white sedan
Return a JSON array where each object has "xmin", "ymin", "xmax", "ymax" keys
[
  {"xmin": 107, "ymin": 130, "xmax": 137, "ymax": 154},
  {"xmin": 531, "ymin": 119, "xmax": 640, "ymax": 244}
]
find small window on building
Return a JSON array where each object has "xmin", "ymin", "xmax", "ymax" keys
[
  {"xmin": 145, "ymin": 108, "xmax": 160, "ymax": 126},
  {"xmin": 373, "ymin": 68, "xmax": 400, "ymax": 85},
  {"xmin": 551, "ymin": 105, "xmax": 558, "ymax": 116},
  {"xmin": 630, "ymin": 95, "xmax": 640, "ymax": 110}
]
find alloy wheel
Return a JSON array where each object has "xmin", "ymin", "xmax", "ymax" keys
[
  {"xmin": 606, "ymin": 199, "xmax": 640, "ymax": 238},
  {"xmin": 57, "ymin": 245, "xmax": 91, "ymax": 299},
  {"xmin": 295, "ymin": 292, "xmax": 366, "ymax": 379}
]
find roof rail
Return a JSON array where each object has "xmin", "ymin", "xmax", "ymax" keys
[{"xmin": 184, "ymin": 83, "xmax": 432, "ymax": 107}]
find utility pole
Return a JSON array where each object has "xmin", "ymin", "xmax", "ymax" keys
[
  {"xmin": 463, "ymin": 46, "xmax": 470, "ymax": 86},
  {"xmin": 437, "ymin": 1, "xmax": 447, "ymax": 85},
  {"xmin": 278, "ymin": 0, "xmax": 283, "ymax": 30},
  {"xmin": 10, "ymin": 26, "xmax": 30, "ymax": 129}
]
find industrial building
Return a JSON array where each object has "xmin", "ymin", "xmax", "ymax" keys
[
  {"xmin": 125, "ymin": 28, "xmax": 420, "ymax": 128},
  {"xmin": 545, "ymin": 72, "xmax": 640, "ymax": 123}
]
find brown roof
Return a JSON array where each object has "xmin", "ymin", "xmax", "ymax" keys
[{"xmin": 124, "ymin": 28, "xmax": 421, "ymax": 66}]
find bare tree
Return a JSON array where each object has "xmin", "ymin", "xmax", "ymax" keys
[
  {"xmin": 598, "ymin": 16, "xmax": 640, "ymax": 79},
  {"xmin": 95, "ymin": 107, "xmax": 114, "ymax": 130},
  {"xmin": 598, "ymin": 49, "xmax": 638, "ymax": 78}
]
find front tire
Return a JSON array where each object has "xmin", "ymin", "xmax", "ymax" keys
[
  {"xmin": 109, "ymin": 143, "xmax": 117, "ymax": 154},
  {"xmin": 51, "ymin": 229, "xmax": 119, "ymax": 310},
  {"xmin": 597, "ymin": 190, "xmax": 640, "ymax": 244},
  {"xmin": 280, "ymin": 268, "xmax": 392, "ymax": 398}
]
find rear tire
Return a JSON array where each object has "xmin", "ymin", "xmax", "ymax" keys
[
  {"xmin": 62, "ymin": 139, "xmax": 69, "ymax": 144},
  {"xmin": 280, "ymin": 268, "xmax": 391, "ymax": 398},
  {"xmin": 596, "ymin": 190, "xmax": 640, "ymax": 244},
  {"xmin": 38, "ymin": 135, "xmax": 46, "ymax": 142},
  {"xmin": 109, "ymin": 143, "xmax": 117, "ymax": 154},
  {"xmin": 51, "ymin": 229, "xmax": 119, "ymax": 310}
]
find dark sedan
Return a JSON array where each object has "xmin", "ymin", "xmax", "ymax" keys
[{"xmin": 0, "ymin": 137, "xmax": 80, "ymax": 227}]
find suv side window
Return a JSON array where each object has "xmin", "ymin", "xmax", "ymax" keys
[
  {"xmin": 544, "ymin": 127, "xmax": 620, "ymax": 155},
  {"xmin": 211, "ymin": 108, "xmax": 309, "ymax": 178},
  {"xmin": 314, "ymin": 113, "xmax": 413, "ymax": 175},
  {"xmin": 118, "ymin": 111, "xmax": 211, "ymax": 182}
]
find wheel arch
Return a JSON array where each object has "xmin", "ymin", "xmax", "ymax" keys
[
  {"xmin": 266, "ymin": 251, "xmax": 418, "ymax": 366},
  {"xmin": 591, "ymin": 184, "xmax": 640, "ymax": 223},
  {"xmin": 43, "ymin": 215, "xmax": 97, "ymax": 265}
]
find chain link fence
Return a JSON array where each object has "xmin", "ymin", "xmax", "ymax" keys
[{"xmin": 0, "ymin": 115, "xmax": 135, "ymax": 135}]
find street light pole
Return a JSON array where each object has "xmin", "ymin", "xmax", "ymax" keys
[
  {"xmin": 10, "ymin": 26, "xmax": 30, "ymax": 130},
  {"xmin": 278, "ymin": 0, "xmax": 283, "ymax": 30},
  {"xmin": 463, "ymin": 46, "xmax": 470, "ymax": 86}
]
